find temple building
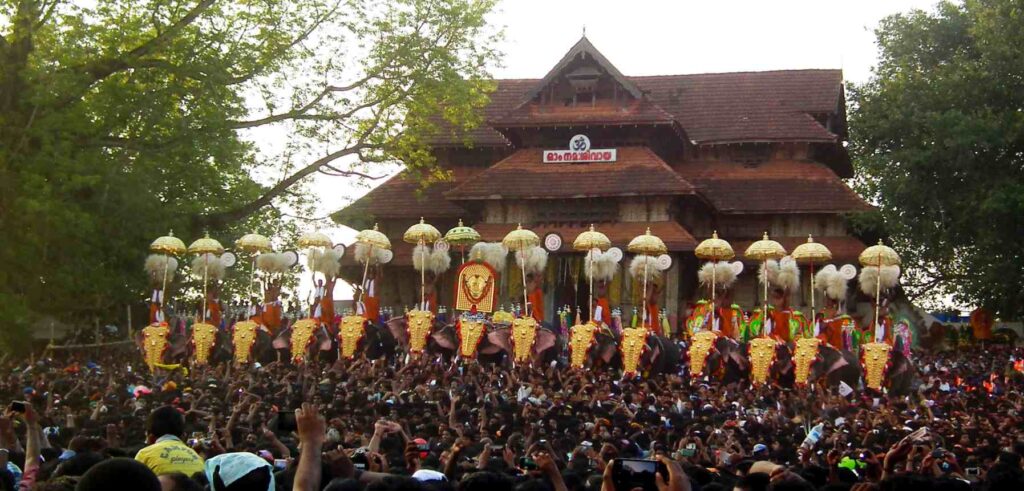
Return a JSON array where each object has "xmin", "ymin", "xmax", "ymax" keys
[{"xmin": 332, "ymin": 36, "xmax": 871, "ymax": 330}]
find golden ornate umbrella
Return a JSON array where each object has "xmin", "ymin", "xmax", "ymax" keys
[
  {"xmin": 744, "ymin": 232, "xmax": 787, "ymax": 331},
  {"xmin": 150, "ymin": 230, "xmax": 187, "ymax": 256},
  {"xmin": 628, "ymin": 228, "xmax": 666, "ymax": 329},
  {"xmin": 297, "ymin": 231, "xmax": 333, "ymax": 249},
  {"xmin": 404, "ymin": 218, "xmax": 442, "ymax": 310},
  {"xmin": 574, "ymin": 224, "xmax": 611, "ymax": 320},
  {"xmin": 792, "ymin": 235, "xmax": 832, "ymax": 327},
  {"xmin": 235, "ymin": 233, "xmax": 272, "ymax": 253},
  {"xmin": 859, "ymin": 239, "xmax": 901, "ymax": 336},
  {"xmin": 627, "ymin": 227, "xmax": 667, "ymax": 256},
  {"xmin": 355, "ymin": 224, "xmax": 391, "ymax": 304},
  {"xmin": 503, "ymin": 224, "xmax": 540, "ymax": 318},
  {"xmin": 695, "ymin": 231, "xmax": 734, "ymax": 331},
  {"xmin": 236, "ymin": 233, "xmax": 272, "ymax": 301},
  {"xmin": 188, "ymin": 233, "xmax": 224, "ymax": 322},
  {"xmin": 188, "ymin": 232, "xmax": 224, "ymax": 255},
  {"xmin": 445, "ymin": 219, "xmax": 480, "ymax": 264},
  {"xmin": 149, "ymin": 230, "xmax": 187, "ymax": 312},
  {"xmin": 859, "ymin": 239, "xmax": 900, "ymax": 267},
  {"xmin": 695, "ymin": 231, "xmax": 734, "ymax": 261}
]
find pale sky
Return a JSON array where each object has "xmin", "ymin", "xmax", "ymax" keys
[{"xmin": 290, "ymin": 0, "xmax": 942, "ymax": 300}]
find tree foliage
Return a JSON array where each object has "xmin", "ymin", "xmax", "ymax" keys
[
  {"xmin": 849, "ymin": 0, "xmax": 1024, "ymax": 317},
  {"xmin": 0, "ymin": 0, "xmax": 499, "ymax": 348}
]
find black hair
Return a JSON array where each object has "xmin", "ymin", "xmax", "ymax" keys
[
  {"xmin": 75, "ymin": 457, "xmax": 161, "ymax": 491},
  {"xmin": 158, "ymin": 472, "xmax": 204, "ymax": 491},
  {"xmin": 461, "ymin": 471, "xmax": 513, "ymax": 491},
  {"xmin": 147, "ymin": 405, "xmax": 186, "ymax": 439}
]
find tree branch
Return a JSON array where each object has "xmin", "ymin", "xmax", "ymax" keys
[
  {"xmin": 57, "ymin": 0, "xmax": 216, "ymax": 105},
  {"xmin": 317, "ymin": 164, "xmax": 386, "ymax": 179},
  {"xmin": 195, "ymin": 142, "xmax": 371, "ymax": 227}
]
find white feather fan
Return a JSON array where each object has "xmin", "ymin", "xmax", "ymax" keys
[
  {"xmin": 256, "ymin": 252, "xmax": 291, "ymax": 274},
  {"xmin": 429, "ymin": 248, "xmax": 452, "ymax": 274},
  {"xmin": 470, "ymin": 242, "xmax": 508, "ymax": 272},
  {"xmin": 412, "ymin": 244, "xmax": 431, "ymax": 272},
  {"xmin": 192, "ymin": 253, "xmax": 227, "ymax": 280},
  {"xmin": 759, "ymin": 257, "xmax": 799, "ymax": 291},
  {"xmin": 313, "ymin": 249, "xmax": 342, "ymax": 278},
  {"xmin": 145, "ymin": 254, "xmax": 179, "ymax": 283},
  {"xmin": 585, "ymin": 250, "xmax": 619, "ymax": 282},
  {"xmin": 515, "ymin": 246, "xmax": 548, "ymax": 275},
  {"xmin": 697, "ymin": 262, "xmax": 739, "ymax": 290},
  {"xmin": 629, "ymin": 255, "xmax": 662, "ymax": 282},
  {"xmin": 858, "ymin": 265, "xmax": 900, "ymax": 295},
  {"xmin": 353, "ymin": 242, "xmax": 390, "ymax": 265},
  {"xmin": 758, "ymin": 259, "xmax": 780, "ymax": 286}
]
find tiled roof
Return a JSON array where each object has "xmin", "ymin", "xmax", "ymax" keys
[
  {"xmin": 428, "ymin": 70, "xmax": 842, "ymax": 146},
  {"xmin": 472, "ymin": 221, "xmax": 697, "ymax": 252},
  {"xmin": 673, "ymin": 160, "xmax": 872, "ymax": 214},
  {"xmin": 635, "ymin": 70, "xmax": 841, "ymax": 144},
  {"xmin": 732, "ymin": 235, "xmax": 867, "ymax": 262},
  {"xmin": 446, "ymin": 147, "xmax": 694, "ymax": 200},
  {"xmin": 424, "ymin": 79, "xmax": 537, "ymax": 147},
  {"xmin": 492, "ymin": 98, "xmax": 677, "ymax": 127},
  {"xmin": 331, "ymin": 167, "xmax": 482, "ymax": 229}
]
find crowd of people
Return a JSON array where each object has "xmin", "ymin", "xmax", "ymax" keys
[{"xmin": 0, "ymin": 343, "xmax": 1022, "ymax": 491}]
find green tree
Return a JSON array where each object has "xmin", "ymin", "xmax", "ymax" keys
[
  {"xmin": 849, "ymin": 0, "xmax": 1024, "ymax": 317},
  {"xmin": 0, "ymin": 0, "xmax": 499, "ymax": 349}
]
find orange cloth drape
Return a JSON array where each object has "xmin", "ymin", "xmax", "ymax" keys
[
  {"xmin": 718, "ymin": 307, "xmax": 736, "ymax": 339},
  {"xmin": 821, "ymin": 318, "xmax": 844, "ymax": 349},
  {"xmin": 320, "ymin": 280, "xmax": 336, "ymax": 325},
  {"xmin": 149, "ymin": 302, "xmax": 161, "ymax": 325},
  {"xmin": 207, "ymin": 300, "xmax": 222, "ymax": 326},
  {"xmin": 646, "ymin": 302, "xmax": 661, "ymax": 335},
  {"xmin": 365, "ymin": 295, "xmax": 381, "ymax": 323},
  {"xmin": 596, "ymin": 297, "xmax": 611, "ymax": 326},
  {"xmin": 528, "ymin": 287, "xmax": 544, "ymax": 324},
  {"xmin": 770, "ymin": 309, "xmax": 791, "ymax": 343},
  {"xmin": 259, "ymin": 303, "xmax": 282, "ymax": 333}
]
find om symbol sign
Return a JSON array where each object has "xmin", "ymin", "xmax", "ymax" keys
[{"xmin": 570, "ymin": 134, "xmax": 591, "ymax": 152}]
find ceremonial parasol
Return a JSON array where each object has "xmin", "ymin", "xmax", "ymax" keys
[
  {"xmin": 573, "ymin": 224, "xmax": 611, "ymax": 321},
  {"xmin": 188, "ymin": 232, "xmax": 224, "ymax": 323},
  {"xmin": 297, "ymin": 231, "xmax": 333, "ymax": 249},
  {"xmin": 628, "ymin": 228, "xmax": 667, "ymax": 329},
  {"xmin": 859, "ymin": 239, "xmax": 900, "ymax": 334},
  {"xmin": 355, "ymin": 224, "xmax": 391, "ymax": 304},
  {"xmin": 503, "ymin": 224, "xmax": 540, "ymax": 318},
  {"xmin": 744, "ymin": 232, "xmax": 786, "ymax": 333},
  {"xmin": 236, "ymin": 233, "xmax": 272, "ymax": 301},
  {"xmin": 695, "ymin": 231, "xmax": 735, "ymax": 332},
  {"xmin": 404, "ymin": 218, "xmax": 442, "ymax": 309},
  {"xmin": 297, "ymin": 230, "xmax": 333, "ymax": 317},
  {"xmin": 445, "ymin": 219, "xmax": 480, "ymax": 264},
  {"xmin": 149, "ymin": 230, "xmax": 187, "ymax": 311},
  {"xmin": 792, "ymin": 235, "xmax": 832, "ymax": 328}
]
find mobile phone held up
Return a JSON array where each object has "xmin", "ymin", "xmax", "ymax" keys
[
  {"xmin": 611, "ymin": 459, "xmax": 668, "ymax": 491},
  {"xmin": 276, "ymin": 411, "xmax": 298, "ymax": 433},
  {"xmin": 518, "ymin": 457, "xmax": 538, "ymax": 471},
  {"xmin": 9, "ymin": 401, "xmax": 27, "ymax": 413}
]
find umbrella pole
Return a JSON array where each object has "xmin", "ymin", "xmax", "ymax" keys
[
  {"xmin": 809, "ymin": 262, "xmax": 816, "ymax": 335},
  {"xmin": 588, "ymin": 252, "xmax": 594, "ymax": 322},
  {"xmin": 762, "ymin": 259, "xmax": 769, "ymax": 337},
  {"xmin": 521, "ymin": 251, "xmax": 529, "ymax": 318},
  {"xmin": 710, "ymin": 260, "xmax": 717, "ymax": 332},
  {"xmin": 250, "ymin": 256, "xmax": 257, "ymax": 302},
  {"xmin": 420, "ymin": 239, "xmax": 426, "ymax": 310},
  {"xmin": 358, "ymin": 245, "xmax": 373, "ymax": 305},
  {"xmin": 874, "ymin": 250, "xmax": 882, "ymax": 342},
  {"xmin": 202, "ymin": 254, "xmax": 209, "ymax": 322},
  {"xmin": 160, "ymin": 254, "xmax": 170, "ymax": 312},
  {"xmin": 642, "ymin": 259, "xmax": 649, "ymax": 329}
]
